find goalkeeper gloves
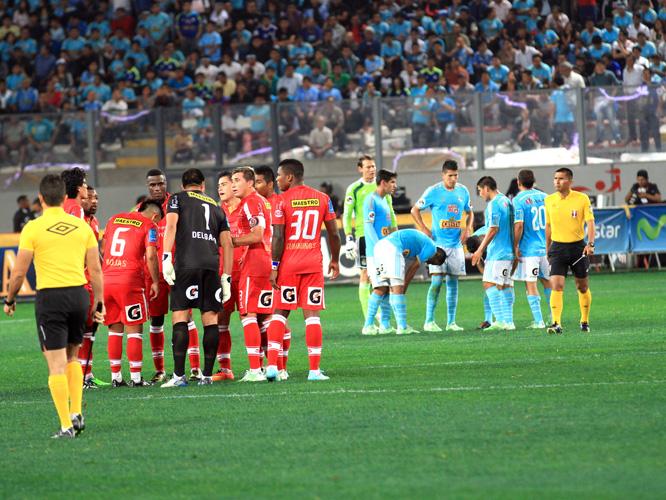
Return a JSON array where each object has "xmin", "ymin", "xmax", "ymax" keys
[
  {"xmin": 344, "ymin": 235, "xmax": 357, "ymax": 260},
  {"xmin": 221, "ymin": 273, "xmax": 231, "ymax": 303},
  {"xmin": 162, "ymin": 252, "xmax": 175, "ymax": 285}
]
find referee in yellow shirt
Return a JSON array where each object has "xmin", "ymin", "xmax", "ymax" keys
[
  {"xmin": 3, "ymin": 174, "xmax": 105, "ymax": 438},
  {"xmin": 544, "ymin": 167, "xmax": 595, "ymax": 334}
]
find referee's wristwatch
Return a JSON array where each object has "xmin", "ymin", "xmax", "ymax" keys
[{"xmin": 588, "ymin": 242, "xmax": 595, "ymax": 248}]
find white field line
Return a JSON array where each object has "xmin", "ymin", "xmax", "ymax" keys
[{"xmin": 4, "ymin": 379, "xmax": 666, "ymax": 406}]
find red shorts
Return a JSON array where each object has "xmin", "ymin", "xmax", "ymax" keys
[
  {"xmin": 238, "ymin": 273, "xmax": 274, "ymax": 316},
  {"xmin": 275, "ymin": 272, "xmax": 325, "ymax": 311},
  {"xmin": 104, "ymin": 284, "xmax": 148, "ymax": 326},
  {"xmin": 84, "ymin": 283, "xmax": 95, "ymax": 328},
  {"xmin": 146, "ymin": 277, "xmax": 170, "ymax": 317},
  {"xmin": 223, "ymin": 279, "xmax": 240, "ymax": 313}
]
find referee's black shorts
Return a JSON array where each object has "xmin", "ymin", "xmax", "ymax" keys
[
  {"xmin": 35, "ymin": 286, "xmax": 89, "ymax": 351},
  {"xmin": 548, "ymin": 240, "xmax": 589, "ymax": 278},
  {"xmin": 170, "ymin": 268, "xmax": 221, "ymax": 313}
]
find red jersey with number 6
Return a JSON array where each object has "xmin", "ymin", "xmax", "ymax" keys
[
  {"xmin": 274, "ymin": 184, "xmax": 336, "ymax": 275},
  {"xmin": 103, "ymin": 212, "xmax": 158, "ymax": 287}
]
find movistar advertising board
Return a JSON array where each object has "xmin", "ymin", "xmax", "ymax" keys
[{"xmin": 630, "ymin": 205, "xmax": 666, "ymax": 253}]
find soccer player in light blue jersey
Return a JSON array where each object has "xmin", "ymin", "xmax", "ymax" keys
[
  {"xmin": 512, "ymin": 170, "xmax": 552, "ymax": 328},
  {"xmin": 362, "ymin": 169, "xmax": 398, "ymax": 335},
  {"xmin": 411, "ymin": 160, "xmax": 474, "ymax": 332},
  {"xmin": 372, "ymin": 229, "xmax": 446, "ymax": 335},
  {"xmin": 471, "ymin": 176, "xmax": 516, "ymax": 330}
]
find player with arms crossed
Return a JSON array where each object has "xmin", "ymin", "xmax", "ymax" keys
[
  {"xmin": 102, "ymin": 201, "xmax": 163, "ymax": 387},
  {"xmin": 267, "ymin": 159, "xmax": 341, "ymax": 381},
  {"xmin": 230, "ymin": 166, "xmax": 274, "ymax": 382},
  {"xmin": 471, "ymin": 176, "xmax": 516, "ymax": 331},
  {"xmin": 512, "ymin": 169, "xmax": 552, "ymax": 329},
  {"xmin": 161, "ymin": 168, "xmax": 233, "ymax": 387},
  {"xmin": 411, "ymin": 160, "xmax": 473, "ymax": 332},
  {"xmin": 371, "ymin": 228, "xmax": 447, "ymax": 334},
  {"xmin": 545, "ymin": 167, "xmax": 595, "ymax": 334},
  {"xmin": 361, "ymin": 169, "xmax": 398, "ymax": 335}
]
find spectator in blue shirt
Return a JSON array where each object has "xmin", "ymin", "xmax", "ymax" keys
[
  {"xmin": 364, "ymin": 51, "xmax": 384, "ymax": 77},
  {"xmin": 198, "ymin": 22, "xmax": 222, "ymax": 63},
  {"xmin": 636, "ymin": 32, "xmax": 657, "ymax": 58},
  {"xmin": 15, "ymin": 27, "xmax": 37, "ymax": 56},
  {"xmin": 580, "ymin": 19, "xmax": 602, "ymax": 45},
  {"xmin": 488, "ymin": 55, "xmax": 510, "ymax": 85},
  {"xmin": 390, "ymin": 12, "xmax": 412, "ymax": 40},
  {"xmin": 87, "ymin": 12, "xmax": 111, "ymax": 38},
  {"xmin": 529, "ymin": 54, "xmax": 552, "ymax": 84},
  {"xmin": 474, "ymin": 70, "xmax": 500, "ymax": 107},
  {"xmin": 288, "ymin": 35, "xmax": 314, "ymax": 60},
  {"xmin": 176, "ymin": 1, "xmax": 203, "ymax": 54},
  {"xmin": 433, "ymin": 88, "xmax": 457, "ymax": 148},
  {"xmin": 381, "ymin": 32, "xmax": 402, "ymax": 67},
  {"xmin": 6, "ymin": 65, "xmax": 25, "ymax": 91},
  {"xmin": 588, "ymin": 35, "xmax": 612, "ymax": 60},
  {"xmin": 301, "ymin": 16, "xmax": 322, "ymax": 45},
  {"xmin": 254, "ymin": 15, "xmax": 277, "ymax": 41},
  {"xmin": 293, "ymin": 76, "xmax": 319, "ymax": 102},
  {"xmin": 614, "ymin": 5, "xmax": 633, "ymax": 29},
  {"xmin": 357, "ymin": 27, "xmax": 381, "ymax": 60},
  {"xmin": 550, "ymin": 75, "xmax": 575, "ymax": 147},
  {"xmin": 318, "ymin": 78, "xmax": 342, "ymax": 101},
  {"xmin": 182, "ymin": 88, "xmax": 205, "ymax": 116},
  {"xmin": 110, "ymin": 28, "xmax": 131, "ymax": 54},
  {"xmin": 167, "ymin": 68, "xmax": 193, "ymax": 96},
  {"xmin": 265, "ymin": 48, "xmax": 287, "ymax": 77},
  {"xmin": 640, "ymin": 1, "xmax": 657, "ymax": 26},
  {"xmin": 471, "ymin": 40, "xmax": 494, "ymax": 76},
  {"xmin": 479, "ymin": 8, "xmax": 503, "ymax": 42},
  {"xmin": 369, "ymin": 12, "xmax": 390, "ymax": 38},
  {"xmin": 600, "ymin": 18, "xmax": 620, "ymax": 43},
  {"xmin": 126, "ymin": 42, "xmax": 150, "ymax": 71},
  {"xmin": 34, "ymin": 45, "xmax": 56, "ymax": 87},
  {"xmin": 25, "ymin": 115, "xmax": 55, "ymax": 157},
  {"xmin": 145, "ymin": 3, "xmax": 171, "ymax": 46},
  {"xmin": 61, "ymin": 27, "xmax": 87, "ymax": 59},
  {"xmin": 12, "ymin": 78, "xmax": 39, "ymax": 112}
]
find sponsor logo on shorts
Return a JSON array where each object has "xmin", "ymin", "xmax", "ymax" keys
[
  {"xmin": 502, "ymin": 268, "xmax": 509, "ymax": 277},
  {"xmin": 47, "ymin": 222, "xmax": 78, "ymax": 236},
  {"xmin": 186, "ymin": 285, "xmax": 199, "ymax": 300},
  {"xmin": 292, "ymin": 199, "xmax": 320, "ymax": 207},
  {"xmin": 281, "ymin": 286, "xmax": 297, "ymax": 304},
  {"xmin": 125, "ymin": 303, "xmax": 143, "ymax": 322},
  {"xmin": 307, "ymin": 287, "xmax": 323, "ymax": 306},
  {"xmin": 259, "ymin": 290, "xmax": 273, "ymax": 308},
  {"xmin": 532, "ymin": 267, "xmax": 539, "ymax": 276},
  {"xmin": 215, "ymin": 288, "xmax": 222, "ymax": 302}
]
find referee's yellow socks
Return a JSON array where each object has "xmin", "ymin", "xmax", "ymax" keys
[
  {"xmin": 66, "ymin": 361, "xmax": 83, "ymax": 416},
  {"xmin": 550, "ymin": 290, "xmax": 564, "ymax": 325},
  {"xmin": 578, "ymin": 289, "xmax": 592, "ymax": 323},
  {"xmin": 48, "ymin": 374, "xmax": 72, "ymax": 431}
]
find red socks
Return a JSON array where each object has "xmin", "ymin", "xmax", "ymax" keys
[
  {"xmin": 217, "ymin": 324, "xmax": 232, "ymax": 370},
  {"xmin": 280, "ymin": 327, "xmax": 291, "ymax": 371},
  {"xmin": 78, "ymin": 331, "xmax": 94, "ymax": 378},
  {"xmin": 149, "ymin": 325, "xmax": 165, "ymax": 372},
  {"xmin": 305, "ymin": 317, "xmax": 322, "ymax": 371},
  {"xmin": 187, "ymin": 321, "xmax": 200, "ymax": 371},
  {"xmin": 241, "ymin": 317, "xmax": 262, "ymax": 370},
  {"xmin": 107, "ymin": 331, "xmax": 123, "ymax": 376},
  {"xmin": 266, "ymin": 314, "xmax": 286, "ymax": 368},
  {"xmin": 127, "ymin": 333, "xmax": 143, "ymax": 378}
]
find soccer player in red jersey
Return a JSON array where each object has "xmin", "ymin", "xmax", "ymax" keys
[
  {"xmin": 143, "ymin": 169, "xmax": 202, "ymax": 383},
  {"xmin": 212, "ymin": 171, "xmax": 241, "ymax": 382},
  {"xmin": 254, "ymin": 165, "xmax": 293, "ymax": 379},
  {"xmin": 231, "ymin": 166, "xmax": 274, "ymax": 382},
  {"xmin": 101, "ymin": 201, "xmax": 163, "ymax": 386},
  {"xmin": 267, "ymin": 159, "xmax": 341, "ymax": 382},
  {"xmin": 61, "ymin": 167, "xmax": 87, "ymax": 219}
]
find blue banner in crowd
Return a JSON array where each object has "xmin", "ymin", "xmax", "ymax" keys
[
  {"xmin": 630, "ymin": 205, "xmax": 666, "ymax": 253},
  {"xmin": 593, "ymin": 208, "xmax": 631, "ymax": 255}
]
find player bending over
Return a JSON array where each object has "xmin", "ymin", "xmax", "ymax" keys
[
  {"xmin": 411, "ymin": 160, "xmax": 473, "ymax": 332},
  {"xmin": 267, "ymin": 159, "xmax": 341, "ymax": 381},
  {"xmin": 101, "ymin": 201, "xmax": 163, "ymax": 386},
  {"xmin": 371, "ymin": 229, "xmax": 446, "ymax": 335},
  {"xmin": 361, "ymin": 169, "xmax": 398, "ymax": 335},
  {"xmin": 512, "ymin": 170, "xmax": 552, "ymax": 328},
  {"xmin": 471, "ymin": 176, "xmax": 516, "ymax": 331}
]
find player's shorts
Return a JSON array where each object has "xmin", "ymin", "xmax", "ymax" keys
[
  {"xmin": 482, "ymin": 260, "xmax": 513, "ymax": 286},
  {"xmin": 84, "ymin": 283, "xmax": 95, "ymax": 328},
  {"xmin": 355, "ymin": 236, "xmax": 367, "ymax": 269},
  {"xmin": 428, "ymin": 246, "xmax": 466, "ymax": 276},
  {"xmin": 513, "ymin": 255, "xmax": 550, "ymax": 282},
  {"xmin": 372, "ymin": 239, "xmax": 406, "ymax": 287},
  {"xmin": 146, "ymin": 277, "xmax": 170, "ymax": 317},
  {"xmin": 548, "ymin": 240, "xmax": 589, "ymax": 278},
  {"xmin": 104, "ymin": 284, "xmax": 148, "ymax": 326},
  {"xmin": 238, "ymin": 273, "xmax": 274, "ymax": 316},
  {"xmin": 275, "ymin": 272, "xmax": 325, "ymax": 310},
  {"xmin": 222, "ymin": 279, "xmax": 240, "ymax": 313},
  {"xmin": 35, "ymin": 286, "xmax": 88, "ymax": 351},
  {"xmin": 170, "ymin": 268, "xmax": 221, "ymax": 313}
]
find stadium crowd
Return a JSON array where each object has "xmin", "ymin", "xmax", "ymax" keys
[{"xmin": 1, "ymin": 0, "xmax": 666, "ymax": 163}]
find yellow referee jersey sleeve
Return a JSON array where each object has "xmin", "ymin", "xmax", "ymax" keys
[
  {"xmin": 19, "ymin": 207, "xmax": 98, "ymax": 290},
  {"xmin": 545, "ymin": 190, "xmax": 594, "ymax": 243}
]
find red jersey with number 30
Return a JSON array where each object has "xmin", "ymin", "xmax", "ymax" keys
[
  {"xmin": 237, "ymin": 191, "xmax": 272, "ymax": 277},
  {"xmin": 274, "ymin": 184, "xmax": 336, "ymax": 275},
  {"xmin": 103, "ymin": 212, "xmax": 158, "ymax": 287}
]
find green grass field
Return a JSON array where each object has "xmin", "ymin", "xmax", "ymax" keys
[{"xmin": 1, "ymin": 271, "xmax": 665, "ymax": 499}]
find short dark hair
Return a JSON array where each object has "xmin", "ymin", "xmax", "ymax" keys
[
  {"xmin": 40, "ymin": 174, "xmax": 66, "ymax": 206},
  {"xmin": 232, "ymin": 166, "xmax": 255, "ymax": 183},
  {"xmin": 139, "ymin": 199, "xmax": 164, "ymax": 218},
  {"xmin": 87, "ymin": 184, "xmax": 95, "ymax": 191},
  {"xmin": 377, "ymin": 169, "xmax": 396, "ymax": 184},
  {"xmin": 518, "ymin": 169, "xmax": 535, "ymax": 188},
  {"xmin": 555, "ymin": 167, "xmax": 573, "ymax": 180},
  {"xmin": 254, "ymin": 165, "xmax": 275, "ymax": 184},
  {"xmin": 357, "ymin": 155, "xmax": 374, "ymax": 168},
  {"xmin": 442, "ymin": 160, "xmax": 458, "ymax": 172},
  {"xmin": 476, "ymin": 176, "xmax": 497, "ymax": 190},
  {"xmin": 182, "ymin": 168, "xmax": 205, "ymax": 187},
  {"xmin": 278, "ymin": 158, "xmax": 304, "ymax": 179},
  {"xmin": 17, "ymin": 195, "xmax": 28, "ymax": 203},
  {"xmin": 146, "ymin": 168, "xmax": 165, "ymax": 178},
  {"xmin": 637, "ymin": 169, "xmax": 649, "ymax": 179},
  {"xmin": 218, "ymin": 169, "xmax": 234, "ymax": 182},
  {"xmin": 465, "ymin": 235, "xmax": 481, "ymax": 253},
  {"xmin": 61, "ymin": 167, "xmax": 86, "ymax": 198}
]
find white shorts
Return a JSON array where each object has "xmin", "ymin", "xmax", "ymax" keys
[
  {"xmin": 372, "ymin": 239, "xmax": 405, "ymax": 287},
  {"xmin": 428, "ymin": 246, "xmax": 466, "ymax": 276},
  {"xmin": 482, "ymin": 260, "xmax": 513, "ymax": 286},
  {"xmin": 513, "ymin": 255, "xmax": 550, "ymax": 282}
]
